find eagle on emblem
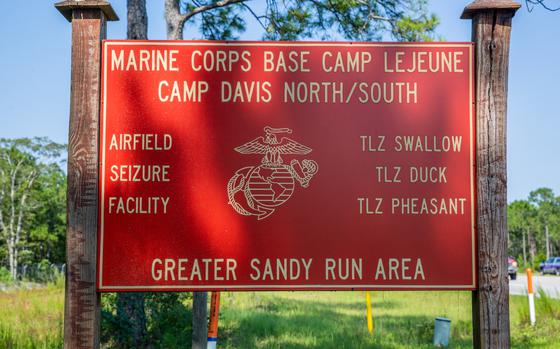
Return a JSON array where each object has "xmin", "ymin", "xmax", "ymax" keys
[
  {"xmin": 234, "ymin": 127, "xmax": 312, "ymax": 165},
  {"xmin": 227, "ymin": 127, "xmax": 318, "ymax": 220}
]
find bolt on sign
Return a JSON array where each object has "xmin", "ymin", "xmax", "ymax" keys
[{"xmin": 98, "ymin": 41, "xmax": 475, "ymax": 291}]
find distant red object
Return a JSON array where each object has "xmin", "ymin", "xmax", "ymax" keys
[
  {"xmin": 508, "ymin": 257, "xmax": 517, "ymax": 266},
  {"xmin": 508, "ymin": 257, "xmax": 518, "ymax": 280},
  {"xmin": 98, "ymin": 41, "xmax": 475, "ymax": 291}
]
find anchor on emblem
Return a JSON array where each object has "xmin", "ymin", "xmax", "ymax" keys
[{"xmin": 227, "ymin": 126, "xmax": 319, "ymax": 220}]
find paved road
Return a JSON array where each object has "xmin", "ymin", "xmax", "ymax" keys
[{"xmin": 509, "ymin": 274, "xmax": 560, "ymax": 298}]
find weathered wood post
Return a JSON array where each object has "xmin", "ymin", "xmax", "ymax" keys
[
  {"xmin": 55, "ymin": 1, "xmax": 118, "ymax": 348},
  {"xmin": 192, "ymin": 291, "xmax": 209, "ymax": 349},
  {"xmin": 461, "ymin": 1, "xmax": 520, "ymax": 348}
]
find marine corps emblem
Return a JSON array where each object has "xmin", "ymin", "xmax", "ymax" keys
[{"xmin": 227, "ymin": 127, "xmax": 319, "ymax": 220}]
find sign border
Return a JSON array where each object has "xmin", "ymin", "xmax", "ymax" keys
[{"xmin": 97, "ymin": 41, "xmax": 476, "ymax": 292}]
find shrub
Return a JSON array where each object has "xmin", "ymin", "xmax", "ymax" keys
[
  {"xmin": 534, "ymin": 253, "xmax": 547, "ymax": 271},
  {"xmin": 0, "ymin": 267, "xmax": 12, "ymax": 284},
  {"xmin": 101, "ymin": 292, "xmax": 193, "ymax": 349}
]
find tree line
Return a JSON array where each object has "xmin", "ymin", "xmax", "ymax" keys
[
  {"xmin": 0, "ymin": 138, "xmax": 66, "ymax": 281},
  {"xmin": 508, "ymin": 188, "xmax": 560, "ymax": 269}
]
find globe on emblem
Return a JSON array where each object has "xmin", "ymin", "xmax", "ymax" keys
[{"xmin": 247, "ymin": 164, "xmax": 295, "ymax": 208}]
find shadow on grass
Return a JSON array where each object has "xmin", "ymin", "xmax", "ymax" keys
[
  {"xmin": 220, "ymin": 297, "xmax": 473, "ymax": 349},
  {"xmin": 248, "ymin": 296, "xmax": 398, "ymax": 313}
]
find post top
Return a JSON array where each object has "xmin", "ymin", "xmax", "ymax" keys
[
  {"xmin": 55, "ymin": 1, "xmax": 119, "ymax": 22},
  {"xmin": 461, "ymin": 0, "xmax": 521, "ymax": 19}
]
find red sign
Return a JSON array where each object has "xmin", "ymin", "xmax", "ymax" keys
[{"xmin": 98, "ymin": 41, "xmax": 475, "ymax": 291}]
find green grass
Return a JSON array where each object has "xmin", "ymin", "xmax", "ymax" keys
[
  {"xmin": 1, "ymin": 284, "xmax": 559, "ymax": 348},
  {"xmin": 0, "ymin": 283, "xmax": 63, "ymax": 349},
  {"xmin": 217, "ymin": 291, "xmax": 560, "ymax": 349}
]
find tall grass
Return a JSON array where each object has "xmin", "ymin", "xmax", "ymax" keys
[
  {"xmin": 0, "ymin": 281, "xmax": 64, "ymax": 349},
  {"xmin": 1, "ymin": 282, "xmax": 559, "ymax": 348},
  {"xmin": 509, "ymin": 288, "xmax": 560, "ymax": 349}
]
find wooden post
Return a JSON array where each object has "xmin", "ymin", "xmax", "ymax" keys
[
  {"xmin": 461, "ymin": 1, "xmax": 520, "ymax": 348},
  {"xmin": 192, "ymin": 291, "xmax": 209, "ymax": 349},
  {"xmin": 55, "ymin": 2, "xmax": 118, "ymax": 348}
]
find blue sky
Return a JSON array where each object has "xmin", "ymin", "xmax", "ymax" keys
[{"xmin": 0, "ymin": 1, "xmax": 558, "ymax": 202}]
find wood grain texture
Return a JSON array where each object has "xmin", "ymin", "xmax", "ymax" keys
[
  {"xmin": 471, "ymin": 9, "xmax": 515, "ymax": 349},
  {"xmin": 64, "ymin": 9, "xmax": 106, "ymax": 349},
  {"xmin": 192, "ymin": 291, "xmax": 209, "ymax": 349}
]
